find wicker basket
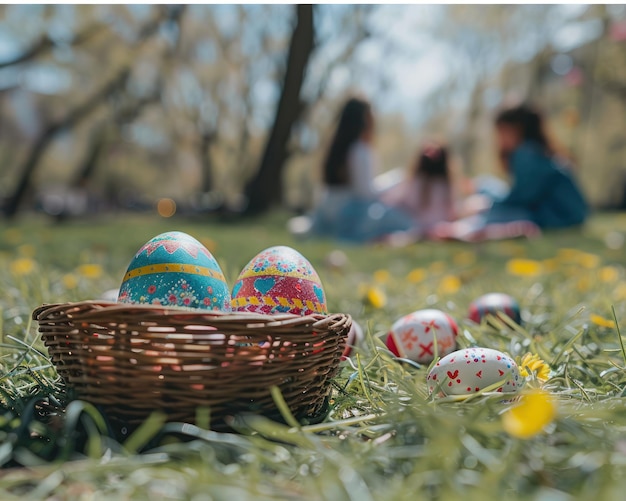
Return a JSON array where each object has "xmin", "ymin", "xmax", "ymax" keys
[{"xmin": 33, "ymin": 301, "xmax": 350, "ymax": 428}]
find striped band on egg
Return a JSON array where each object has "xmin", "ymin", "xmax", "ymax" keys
[
  {"xmin": 235, "ymin": 267, "xmax": 318, "ymax": 281},
  {"xmin": 231, "ymin": 295, "xmax": 326, "ymax": 314},
  {"xmin": 122, "ymin": 263, "xmax": 226, "ymax": 283}
]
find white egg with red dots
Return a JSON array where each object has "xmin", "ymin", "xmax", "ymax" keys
[{"xmin": 426, "ymin": 347, "xmax": 523, "ymax": 397}]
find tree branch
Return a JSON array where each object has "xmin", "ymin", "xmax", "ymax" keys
[
  {"xmin": 3, "ymin": 6, "xmax": 186, "ymax": 218},
  {"xmin": 3, "ymin": 67, "xmax": 130, "ymax": 218},
  {"xmin": 0, "ymin": 22, "xmax": 106, "ymax": 69}
]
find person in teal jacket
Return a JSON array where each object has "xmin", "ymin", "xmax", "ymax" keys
[{"xmin": 486, "ymin": 104, "xmax": 588, "ymax": 228}]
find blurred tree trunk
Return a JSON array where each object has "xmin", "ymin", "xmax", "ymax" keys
[
  {"xmin": 243, "ymin": 4, "xmax": 314, "ymax": 215},
  {"xmin": 200, "ymin": 131, "xmax": 215, "ymax": 193}
]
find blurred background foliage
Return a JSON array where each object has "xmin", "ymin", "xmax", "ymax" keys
[{"xmin": 0, "ymin": 4, "xmax": 624, "ymax": 219}]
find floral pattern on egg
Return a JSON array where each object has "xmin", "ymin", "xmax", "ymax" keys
[
  {"xmin": 427, "ymin": 347, "xmax": 523, "ymax": 396},
  {"xmin": 118, "ymin": 231, "xmax": 230, "ymax": 311},
  {"xmin": 231, "ymin": 246, "xmax": 327, "ymax": 316}
]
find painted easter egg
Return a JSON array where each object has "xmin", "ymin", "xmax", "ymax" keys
[
  {"xmin": 231, "ymin": 246, "xmax": 327, "ymax": 315},
  {"xmin": 426, "ymin": 347, "xmax": 522, "ymax": 397},
  {"xmin": 385, "ymin": 309, "xmax": 458, "ymax": 364},
  {"xmin": 342, "ymin": 320, "xmax": 364, "ymax": 360},
  {"xmin": 117, "ymin": 231, "xmax": 230, "ymax": 311},
  {"xmin": 468, "ymin": 293, "xmax": 521, "ymax": 325}
]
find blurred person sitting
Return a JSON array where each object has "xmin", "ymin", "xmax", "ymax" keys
[
  {"xmin": 381, "ymin": 143, "xmax": 458, "ymax": 231},
  {"xmin": 432, "ymin": 104, "xmax": 588, "ymax": 241},
  {"xmin": 307, "ymin": 97, "xmax": 417, "ymax": 243},
  {"xmin": 485, "ymin": 104, "xmax": 588, "ymax": 228}
]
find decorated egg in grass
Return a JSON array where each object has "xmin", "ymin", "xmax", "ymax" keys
[
  {"xmin": 117, "ymin": 231, "xmax": 230, "ymax": 311},
  {"xmin": 468, "ymin": 293, "xmax": 522, "ymax": 325},
  {"xmin": 342, "ymin": 320, "xmax": 364, "ymax": 360},
  {"xmin": 427, "ymin": 347, "xmax": 522, "ymax": 397},
  {"xmin": 385, "ymin": 309, "xmax": 458, "ymax": 364},
  {"xmin": 231, "ymin": 246, "xmax": 327, "ymax": 316}
]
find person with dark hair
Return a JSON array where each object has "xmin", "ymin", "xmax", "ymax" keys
[
  {"xmin": 431, "ymin": 104, "xmax": 588, "ymax": 242},
  {"xmin": 323, "ymin": 97, "xmax": 376, "ymax": 192},
  {"xmin": 309, "ymin": 97, "xmax": 416, "ymax": 243},
  {"xmin": 486, "ymin": 104, "xmax": 588, "ymax": 228},
  {"xmin": 381, "ymin": 142, "xmax": 458, "ymax": 230}
]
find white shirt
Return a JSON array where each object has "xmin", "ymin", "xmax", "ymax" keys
[
  {"xmin": 346, "ymin": 141, "xmax": 377, "ymax": 199},
  {"xmin": 315, "ymin": 141, "xmax": 377, "ymax": 213}
]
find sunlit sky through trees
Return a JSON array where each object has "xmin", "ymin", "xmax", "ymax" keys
[
  {"xmin": 0, "ymin": 4, "xmax": 617, "ymax": 131},
  {"xmin": 0, "ymin": 4, "xmax": 625, "ymax": 212}
]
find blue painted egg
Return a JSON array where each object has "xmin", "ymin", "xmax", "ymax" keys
[{"xmin": 117, "ymin": 231, "xmax": 230, "ymax": 311}]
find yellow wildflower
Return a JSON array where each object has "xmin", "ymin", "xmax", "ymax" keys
[
  {"xmin": 10, "ymin": 258, "xmax": 36, "ymax": 276},
  {"xmin": 503, "ymin": 389, "xmax": 557, "ymax": 439},
  {"xmin": 406, "ymin": 268, "xmax": 427, "ymax": 284},
  {"xmin": 452, "ymin": 251, "xmax": 476, "ymax": 267},
  {"xmin": 590, "ymin": 314, "xmax": 615, "ymax": 329},
  {"xmin": 17, "ymin": 244, "xmax": 36, "ymax": 257},
  {"xmin": 518, "ymin": 353, "xmax": 550, "ymax": 382},
  {"xmin": 373, "ymin": 269, "xmax": 391, "ymax": 284},
  {"xmin": 438, "ymin": 275, "xmax": 461, "ymax": 295},
  {"xmin": 429, "ymin": 261, "xmax": 446, "ymax": 274},
  {"xmin": 556, "ymin": 248, "xmax": 581, "ymax": 262},
  {"xmin": 577, "ymin": 252, "xmax": 600, "ymax": 269},
  {"xmin": 541, "ymin": 258, "xmax": 559, "ymax": 273},
  {"xmin": 77, "ymin": 264, "xmax": 103, "ymax": 279},
  {"xmin": 599, "ymin": 266, "xmax": 619, "ymax": 283},
  {"xmin": 576, "ymin": 276, "xmax": 591, "ymax": 292},
  {"xmin": 364, "ymin": 286, "xmax": 387, "ymax": 309},
  {"xmin": 62, "ymin": 274, "xmax": 78, "ymax": 289},
  {"xmin": 506, "ymin": 259, "xmax": 542, "ymax": 277}
]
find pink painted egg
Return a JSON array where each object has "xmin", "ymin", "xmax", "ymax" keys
[
  {"xmin": 385, "ymin": 309, "xmax": 458, "ymax": 363},
  {"xmin": 231, "ymin": 246, "xmax": 327, "ymax": 316},
  {"xmin": 427, "ymin": 347, "xmax": 522, "ymax": 397}
]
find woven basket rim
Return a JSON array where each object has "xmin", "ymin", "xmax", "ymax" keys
[{"xmin": 33, "ymin": 300, "xmax": 350, "ymax": 329}]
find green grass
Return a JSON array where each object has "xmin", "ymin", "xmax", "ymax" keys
[{"xmin": 1, "ymin": 212, "xmax": 625, "ymax": 500}]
